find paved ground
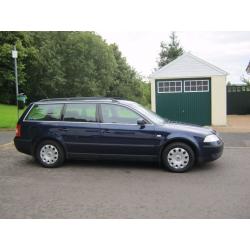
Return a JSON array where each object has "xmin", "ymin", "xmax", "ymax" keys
[
  {"xmin": 0, "ymin": 131, "xmax": 250, "ymax": 218},
  {"xmin": 214, "ymin": 115, "xmax": 250, "ymax": 133},
  {"xmin": 220, "ymin": 132, "xmax": 250, "ymax": 147},
  {"xmin": 0, "ymin": 131, "xmax": 15, "ymax": 145}
]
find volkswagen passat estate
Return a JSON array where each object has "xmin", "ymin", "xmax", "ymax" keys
[{"xmin": 14, "ymin": 97, "xmax": 223, "ymax": 172}]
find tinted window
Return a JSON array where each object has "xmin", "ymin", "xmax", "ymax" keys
[
  {"xmin": 26, "ymin": 104, "xmax": 63, "ymax": 121},
  {"xmin": 63, "ymin": 103, "xmax": 97, "ymax": 122},
  {"xmin": 129, "ymin": 102, "xmax": 165, "ymax": 124},
  {"xmin": 101, "ymin": 104, "xmax": 142, "ymax": 124}
]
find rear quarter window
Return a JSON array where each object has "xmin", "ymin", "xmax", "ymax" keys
[{"xmin": 26, "ymin": 104, "xmax": 63, "ymax": 121}]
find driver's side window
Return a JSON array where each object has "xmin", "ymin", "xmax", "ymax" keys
[{"xmin": 101, "ymin": 104, "xmax": 142, "ymax": 124}]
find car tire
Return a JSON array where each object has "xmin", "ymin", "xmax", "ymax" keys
[
  {"xmin": 162, "ymin": 142, "xmax": 195, "ymax": 173},
  {"xmin": 36, "ymin": 140, "xmax": 65, "ymax": 168}
]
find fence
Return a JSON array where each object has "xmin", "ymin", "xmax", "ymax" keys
[{"xmin": 227, "ymin": 85, "xmax": 250, "ymax": 114}]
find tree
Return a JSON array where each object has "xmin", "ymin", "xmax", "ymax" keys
[
  {"xmin": 0, "ymin": 32, "xmax": 31, "ymax": 103},
  {"xmin": 25, "ymin": 32, "xmax": 117, "ymax": 101},
  {"xmin": 0, "ymin": 32, "xmax": 151, "ymax": 107},
  {"xmin": 241, "ymin": 76, "xmax": 250, "ymax": 85},
  {"xmin": 108, "ymin": 43, "xmax": 149, "ymax": 105},
  {"xmin": 158, "ymin": 31, "xmax": 184, "ymax": 68}
]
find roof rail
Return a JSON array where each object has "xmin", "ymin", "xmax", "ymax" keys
[{"xmin": 38, "ymin": 97, "xmax": 121, "ymax": 102}]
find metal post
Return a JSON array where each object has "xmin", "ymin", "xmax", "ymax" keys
[{"xmin": 13, "ymin": 45, "xmax": 19, "ymax": 120}]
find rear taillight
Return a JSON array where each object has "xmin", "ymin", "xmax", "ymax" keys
[{"xmin": 16, "ymin": 124, "xmax": 21, "ymax": 137}]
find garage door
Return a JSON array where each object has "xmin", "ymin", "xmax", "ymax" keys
[{"xmin": 155, "ymin": 78, "xmax": 211, "ymax": 125}]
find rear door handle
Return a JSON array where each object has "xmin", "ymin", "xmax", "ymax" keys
[{"xmin": 59, "ymin": 128, "xmax": 69, "ymax": 132}]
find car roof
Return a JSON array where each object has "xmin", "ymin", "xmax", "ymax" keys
[{"xmin": 35, "ymin": 97, "xmax": 133, "ymax": 105}]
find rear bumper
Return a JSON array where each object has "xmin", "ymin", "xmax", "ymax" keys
[
  {"xmin": 14, "ymin": 137, "xmax": 32, "ymax": 155},
  {"xmin": 198, "ymin": 141, "xmax": 224, "ymax": 163}
]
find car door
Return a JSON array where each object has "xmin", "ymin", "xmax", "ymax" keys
[
  {"xmin": 59, "ymin": 103, "xmax": 101, "ymax": 156},
  {"xmin": 99, "ymin": 103, "xmax": 159, "ymax": 159}
]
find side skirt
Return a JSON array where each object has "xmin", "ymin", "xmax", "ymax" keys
[{"xmin": 68, "ymin": 152, "xmax": 158, "ymax": 162}]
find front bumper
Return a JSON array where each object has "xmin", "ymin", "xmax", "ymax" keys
[
  {"xmin": 14, "ymin": 137, "xmax": 32, "ymax": 155},
  {"xmin": 198, "ymin": 140, "xmax": 224, "ymax": 163}
]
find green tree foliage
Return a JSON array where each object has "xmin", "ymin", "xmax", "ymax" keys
[
  {"xmin": 24, "ymin": 32, "xmax": 117, "ymax": 101},
  {"xmin": 241, "ymin": 76, "xmax": 250, "ymax": 85},
  {"xmin": 107, "ymin": 44, "xmax": 150, "ymax": 106},
  {"xmin": 158, "ymin": 31, "xmax": 184, "ymax": 68},
  {"xmin": 0, "ymin": 32, "xmax": 31, "ymax": 103},
  {"xmin": 0, "ymin": 31, "xmax": 150, "ymax": 106}
]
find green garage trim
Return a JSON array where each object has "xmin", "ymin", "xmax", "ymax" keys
[{"xmin": 155, "ymin": 78, "xmax": 211, "ymax": 125}]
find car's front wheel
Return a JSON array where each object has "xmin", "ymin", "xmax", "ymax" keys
[
  {"xmin": 162, "ymin": 142, "xmax": 195, "ymax": 172},
  {"xmin": 36, "ymin": 140, "xmax": 65, "ymax": 168}
]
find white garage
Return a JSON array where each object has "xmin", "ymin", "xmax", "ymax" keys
[{"xmin": 149, "ymin": 52, "xmax": 228, "ymax": 126}]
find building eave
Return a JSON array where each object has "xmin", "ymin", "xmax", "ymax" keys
[
  {"xmin": 149, "ymin": 52, "xmax": 228, "ymax": 79},
  {"xmin": 149, "ymin": 74, "xmax": 228, "ymax": 80}
]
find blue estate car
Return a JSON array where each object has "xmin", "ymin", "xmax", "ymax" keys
[{"xmin": 14, "ymin": 97, "xmax": 224, "ymax": 172}]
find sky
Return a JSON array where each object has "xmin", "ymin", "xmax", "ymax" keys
[{"xmin": 98, "ymin": 31, "xmax": 250, "ymax": 84}]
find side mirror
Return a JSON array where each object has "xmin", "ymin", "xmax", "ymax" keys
[{"xmin": 137, "ymin": 118, "xmax": 146, "ymax": 128}]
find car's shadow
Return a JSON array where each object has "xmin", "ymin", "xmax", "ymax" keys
[
  {"xmin": 23, "ymin": 156, "xmax": 160, "ymax": 171},
  {"xmin": 65, "ymin": 157, "xmax": 218, "ymax": 172},
  {"xmin": 63, "ymin": 159, "xmax": 162, "ymax": 172},
  {"xmin": 25, "ymin": 156, "xmax": 218, "ymax": 173}
]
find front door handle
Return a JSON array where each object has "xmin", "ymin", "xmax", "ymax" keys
[{"xmin": 102, "ymin": 129, "xmax": 111, "ymax": 134}]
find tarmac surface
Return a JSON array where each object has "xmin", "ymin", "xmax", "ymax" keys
[{"xmin": 0, "ymin": 131, "xmax": 250, "ymax": 218}]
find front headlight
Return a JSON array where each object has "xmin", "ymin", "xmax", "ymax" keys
[{"xmin": 203, "ymin": 134, "xmax": 220, "ymax": 143}]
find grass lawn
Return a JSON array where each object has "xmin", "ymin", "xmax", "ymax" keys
[{"xmin": 0, "ymin": 104, "xmax": 26, "ymax": 128}]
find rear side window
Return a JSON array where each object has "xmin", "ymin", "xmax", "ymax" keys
[
  {"xmin": 26, "ymin": 104, "xmax": 63, "ymax": 121},
  {"xmin": 63, "ymin": 103, "xmax": 97, "ymax": 122}
]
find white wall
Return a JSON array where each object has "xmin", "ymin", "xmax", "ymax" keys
[
  {"xmin": 150, "ymin": 78, "xmax": 156, "ymax": 112},
  {"xmin": 211, "ymin": 75, "xmax": 227, "ymax": 126}
]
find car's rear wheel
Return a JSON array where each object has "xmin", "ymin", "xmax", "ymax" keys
[
  {"xmin": 162, "ymin": 142, "xmax": 195, "ymax": 172},
  {"xmin": 36, "ymin": 140, "xmax": 65, "ymax": 168}
]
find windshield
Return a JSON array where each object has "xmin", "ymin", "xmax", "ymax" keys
[{"xmin": 131, "ymin": 102, "xmax": 166, "ymax": 125}]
